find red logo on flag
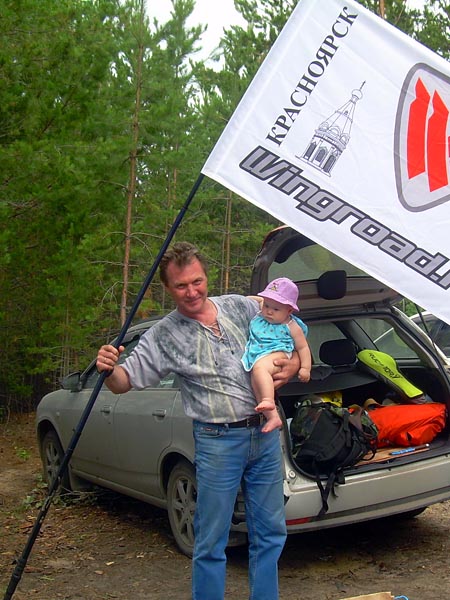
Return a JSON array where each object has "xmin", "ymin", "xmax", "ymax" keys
[{"xmin": 394, "ymin": 63, "xmax": 450, "ymax": 211}]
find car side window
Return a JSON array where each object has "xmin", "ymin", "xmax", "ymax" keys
[
  {"xmin": 117, "ymin": 336, "xmax": 140, "ymax": 364},
  {"xmin": 83, "ymin": 366, "xmax": 101, "ymax": 389},
  {"xmin": 83, "ymin": 333, "xmax": 176, "ymax": 390},
  {"xmin": 435, "ymin": 322, "xmax": 450, "ymax": 354},
  {"xmin": 357, "ymin": 318, "xmax": 419, "ymax": 360}
]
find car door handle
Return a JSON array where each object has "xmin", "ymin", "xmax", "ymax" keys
[
  {"xmin": 152, "ymin": 409, "xmax": 167, "ymax": 418},
  {"xmin": 100, "ymin": 406, "xmax": 112, "ymax": 415}
]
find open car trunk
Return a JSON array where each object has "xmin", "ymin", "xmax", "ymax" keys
[
  {"xmin": 277, "ymin": 339, "xmax": 450, "ymax": 479},
  {"xmin": 250, "ymin": 226, "xmax": 450, "ymax": 479}
]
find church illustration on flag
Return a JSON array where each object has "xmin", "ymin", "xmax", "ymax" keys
[{"xmin": 299, "ymin": 82, "xmax": 365, "ymax": 176}]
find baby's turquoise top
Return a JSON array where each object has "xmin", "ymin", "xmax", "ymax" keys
[{"xmin": 241, "ymin": 314, "xmax": 308, "ymax": 371}]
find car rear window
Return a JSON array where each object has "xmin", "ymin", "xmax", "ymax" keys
[{"xmin": 268, "ymin": 243, "xmax": 366, "ymax": 282}]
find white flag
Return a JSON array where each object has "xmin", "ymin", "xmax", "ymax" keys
[{"xmin": 202, "ymin": 0, "xmax": 450, "ymax": 325}]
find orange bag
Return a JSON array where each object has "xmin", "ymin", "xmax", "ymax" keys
[{"xmin": 368, "ymin": 403, "xmax": 446, "ymax": 447}]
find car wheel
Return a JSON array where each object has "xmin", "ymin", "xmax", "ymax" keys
[
  {"xmin": 167, "ymin": 460, "xmax": 197, "ymax": 557},
  {"xmin": 41, "ymin": 429, "xmax": 71, "ymax": 492}
]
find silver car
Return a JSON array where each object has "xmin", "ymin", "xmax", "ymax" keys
[
  {"xmin": 37, "ymin": 226, "xmax": 450, "ymax": 556},
  {"xmin": 376, "ymin": 311, "xmax": 450, "ymax": 360}
]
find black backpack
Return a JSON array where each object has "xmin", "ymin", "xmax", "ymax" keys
[{"xmin": 290, "ymin": 396, "xmax": 378, "ymax": 517}]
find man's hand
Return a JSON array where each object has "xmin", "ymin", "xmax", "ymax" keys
[
  {"xmin": 96, "ymin": 344, "xmax": 131, "ymax": 394},
  {"xmin": 272, "ymin": 353, "xmax": 300, "ymax": 390},
  {"xmin": 96, "ymin": 344, "xmax": 124, "ymax": 374}
]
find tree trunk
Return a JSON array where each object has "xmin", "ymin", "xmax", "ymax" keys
[{"xmin": 120, "ymin": 1, "xmax": 145, "ymax": 326}]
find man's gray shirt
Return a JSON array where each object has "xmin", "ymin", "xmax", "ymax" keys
[{"xmin": 122, "ymin": 295, "xmax": 260, "ymax": 423}]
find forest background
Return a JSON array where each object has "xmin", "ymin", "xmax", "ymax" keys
[{"xmin": 1, "ymin": 0, "xmax": 449, "ymax": 416}]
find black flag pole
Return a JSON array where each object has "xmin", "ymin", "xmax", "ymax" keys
[{"xmin": 3, "ymin": 173, "xmax": 205, "ymax": 600}]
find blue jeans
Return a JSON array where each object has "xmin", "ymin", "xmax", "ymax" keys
[{"xmin": 192, "ymin": 421, "xmax": 287, "ymax": 600}]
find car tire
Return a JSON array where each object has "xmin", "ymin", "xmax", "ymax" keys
[
  {"xmin": 167, "ymin": 460, "xmax": 197, "ymax": 557},
  {"xmin": 41, "ymin": 429, "xmax": 72, "ymax": 493}
]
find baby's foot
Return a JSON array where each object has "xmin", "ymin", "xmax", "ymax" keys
[{"xmin": 261, "ymin": 414, "xmax": 282, "ymax": 433}]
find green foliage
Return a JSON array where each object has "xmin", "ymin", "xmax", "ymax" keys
[
  {"xmin": 357, "ymin": 0, "xmax": 450, "ymax": 58},
  {"xmin": 396, "ymin": 298, "xmax": 424, "ymax": 318},
  {"xmin": 0, "ymin": 0, "xmax": 130, "ymax": 407},
  {"xmin": 1, "ymin": 0, "xmax": 448, "ymax": 412},
  {"xmin": 14, "ymin": 446, "xmax": 31, "ymax": 461},
  {"xmin": 20, "ymin": 475, "xmax": 84, "ymax": 511}
]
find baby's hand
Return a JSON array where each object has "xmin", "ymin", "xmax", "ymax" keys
[{"xmin": 298, "ymin": 367, "xmax": 310, "ymax": 383}]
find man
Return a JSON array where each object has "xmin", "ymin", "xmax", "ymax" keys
[{"xmin": 97, "ymin": 242, "xmax": 299, "ymax": 600}]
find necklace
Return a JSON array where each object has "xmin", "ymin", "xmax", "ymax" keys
[
  {"xmin": 204, "ymin": 319, "xmax": 224, "ymax": 341},
  {"xmin": 200, "ymin": 300, "xmax": 223, "ymax": 339},
  {"xmin": 201, "ymin": 317, "xmax": 235, "ymax": 365}
]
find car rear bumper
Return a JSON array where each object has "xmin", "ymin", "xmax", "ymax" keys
[{"xmin": 283, "ymin": 453, "xmax": 450, "ymax": 532}]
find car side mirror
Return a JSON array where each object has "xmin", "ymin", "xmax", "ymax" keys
[{"xmin": 61, "ymin": 372, "xmax": 82, "ymax": 392}]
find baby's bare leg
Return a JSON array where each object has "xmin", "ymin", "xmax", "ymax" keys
[
  {"xmin": 251, "ymin": 352, "xmax": 286, "ymax": 404},
  {"xmin": 251, "ymin": 353, "xmax": 285, "ymax": 432}
]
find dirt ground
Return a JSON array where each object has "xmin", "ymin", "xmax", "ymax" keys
[{"xmin": 1, "ymin": 414, "xmax": 450, "ymax": 600}]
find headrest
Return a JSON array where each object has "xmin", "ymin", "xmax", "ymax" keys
[
  {"xmin": 319, "ymin": 339, "xmax": 357, "ymax": 366},
  {"xmin": 317, "ymin": 270, "xmax": 347, "ymax": 300}
]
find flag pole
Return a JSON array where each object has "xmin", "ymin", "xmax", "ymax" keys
[{"xmin": 3, "ymin": 173, "xmax": 205, "ymax": 600}]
